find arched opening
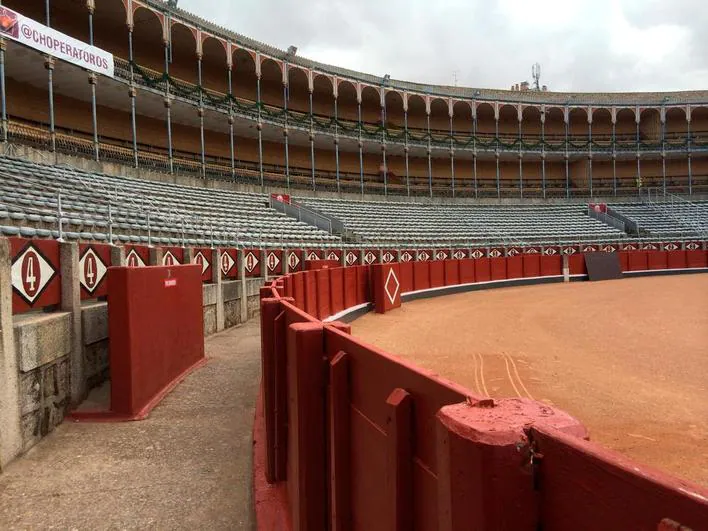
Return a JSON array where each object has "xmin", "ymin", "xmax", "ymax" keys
[
  {"xmin": 476, "ymin": 102, "xmax": 495, "ymax": 137},
  {"xmin": 452, "ymin": 101, "xmax": 472, "ymax": 135},
  {"xmin": 615, "ymin": 108, "xmax": 637, "ymax": 144},
  {"xmin": 544, "ymin": 106, "xmax": 565, "ymax": 143},
  {"xmin": 591, "ymin": 108, "xmax": 613, "ymax": 146},
  {"xmin": 664, "ymin": 107, "xmax": 687, "ymax": 145},
  {"xmin": 286, "ymin": 66, "xmax": 310, "ymax": 115},
  {"xmin": 360, "ymin": 85, "xmax": 381, "ymax": 127},
  {"xmin": 497, "ymin": 104, "xmax": 518, "ymax": 140},
  {"xmin": 407, "ymin": 94, "xmax": 427, "ymax": 131},
  {"xmin": 169, "ymin": 23, "xmax": 198, "ymax": 85},
  {"xmin": 639, "ymin": 108, "xmax": 661, "ymax": 145},
  {"xmin": 690, "ymin": 106, "xmax": 708, "ymax": 145},
  {"xmin": 429, "ymin": 98, "xmax": 449, "ymax": 134},
  {"xmin": 92, "ymin": 0, "xmax": 130, "ymax": 58},
  {"xmin": 336, "ymin": 81, "xmax": 358, "ymax": 123},
  {"xmin": 384, "ymin": 90, "xmax": 405, "ymax": 130},
  {"xmin": 201, "ymin": 36, "xmax": 229, "ymax": 94},
  {"xmin": 521, "ymin": 106, "xmax": 542, "ymax": 140},
  {"xmin": 232, "ymin": 48, "xmax": 257, "ymax": 102},
  {"xmin": 568, "ymin": 107, "xmax": 589, "ymax": 139},
  {"xmin": 260, "ymin": 58, "xmax": 283, "ymax": 107},
  {"xmin": 132, "ymin": 7, "xmax": 165, "ymax": 73},
  {"xmin": 312, "ymin": 74, "xmax": 334, "ymax": 119}
]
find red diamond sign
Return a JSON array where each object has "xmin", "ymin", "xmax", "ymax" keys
[
  {"xmin": 288, "ymin": 252, "xmax": 301, "ymax": 270},
  {"xmin": 267, "ymin": 252, "xmax": 280, "ymax": 271},
  {"xmin": 245, "ymin": 251, "xmax": 259, "ymax": 273},
  {"xmin": 79, "ymin": 247, "xmax": 107, "ymax": 294},
  {"xmin": 453, "ymin": 250, "xmax": 466, "ymax": 259},
  {"xmin": 686, "ymin": 242, "xmax": 699, "ymax": 251},
  {"xmin": 435, "ymin": 250, "xmax": 448, "ymax": 260},
  {"xmin": 384, "ymin": 268, "xmax": 400, "ymax": 304},
  {"xmin": 400, "ymin": 251, "xmax": 413, "ymax": 262},
  {"xmin": 345, "ymin": 252, "xmax": 358, "ymax": 266},
  {"xmin": 11, "ymin": 245, "xmax": 57, "ymax": 305},
  {"xmin": 489, "ymin": 249, "xmax": 502, "ymax": 258},
  {"xmin": 471, "ymin": 249, "xmax": 484, "ymax": 259},
  {"xmin": 382, "ymin": 251, "xmax": 395, "ymax": 263},
  {"xmin": 417, "ymin": 251, "xmax": 430, "ymax": 261},
  {"xmin": 163, "ymin": 250, "xmax": 180, "ymax": 266},
  {"xmin": 327, "ymin": 251, "xmax": 339, "ymax": 261},
  {"xmin": 543, "ymin": 247, "xmax": 557, "ymax": 255},
  {"xmin": 364, "ymin": 251, "xmax": 377, "ymax": 264}
]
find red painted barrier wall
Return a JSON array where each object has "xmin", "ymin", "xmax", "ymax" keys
[
  {"xmin": 292, "ymin": 272, "xmax": 305, "ymax": 310},
  {"xmin": 475, "ymin": 257, "xmax": 491, "ymax": 282},
  {"xmin": 429, "ymin": 260, "xmax": 445, "ymax": 288},
  {"xmin": 522, "ymin": 254, "xmax": 541, "ymax": 278},
  {"xmin": 329, "ymin": 267, "xmax": 345, "ymax": 316},
  {"xmin": 540, "ymin": 254, "xmax": 562, "ymax": 276},
  {"xmin": 628, "ymin": 250, "xmax": 649, "ymax": 271},
  {"xmin": 413, "ymin": 261, "xmax": 431, "ymax": 291},
  {"xmin": 506, "ymin": 255, "xmax": 523, "ymax": 279},
  {"xmin": 305, "ymin": 259, "xmax": 340, "ymax": 271},
  {"xmin": 686, "ymin": 249, "xmax": 708, "ymax": 268},
  {"xmin": 303, "ymin": 271, "xmax": 317, "ymax": 315},
  {"xmin": 356, "ymin": 266, "xmax": 370, "ymax": 305},
  {"xmin": 343, "ymin": 267, "xmax": 358, "ymax": 309},
  {"xmin": 444, "ymin": 260, "xmax": 460, "ymax": 286},
  {"xmin": 647, "ymin": 250, "xmax": 668, "ymax": 270},
  {"xmin": 315, "ymin": 268, "xmax": 331, "ymax": 319},
  {"xmin": 85, "ymin": 265, "xmax": 204, "ymax": 420},
  {"xmin": 399, "ymin": 261, "xmax": 414, "ymax": 293},
  {"xmin": 667, "ymin": 250, "xmax": 687, "ymax": 269},
  {"xmin": 490, "ymin": 257, "xmax": 507, "ymax": 280},
  {"xmin": 371, "ymin": 263, "xmax": 402, "ymax": 313},
  {"xmin": 459, "ymin": 258, "xmax": 476, "ymax": 284}
]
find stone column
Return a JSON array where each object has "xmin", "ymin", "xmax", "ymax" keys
[
  {"xmin": 110, "ymin": 245, "xmax": 126, "ymax": 267},
  {"xmin": 212, "ymin": 248, "xmax": 224, "ymax": 332},
  {"xmin": 60, "ymin": 242, "xmax": 84, "ymax": 405},
  {"xmin": 148, "ymin": 246, "xmax": 163, "ymax": 266},
  {"xmin": 0, "ymin": 238, "xmax": 22, "ymax": 469}
]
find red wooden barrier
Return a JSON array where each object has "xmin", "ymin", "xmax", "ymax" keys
[
  {"xmin": 686, "ymin": 249, "xmax": 707, "ymax": 268},
  {"xmin": 343, "ymin": 267, "xmax": 358, "ymax": 309},
  {"xmin": 459, "ymin": 258, "xmax": 476, "ymax": 284},
  {"xmin": 413, "ymin": 261, "xmax": 431, "ymax": 291},
  {"xmin": 371, "ymin": 263, "xmax": 402, "ymax": 313},
  {"xmin": 646, "ymin": 250, "xmax": 668, "ymax": 270},
  {"xmin": 316, "ymin": 268, "xmax": 331, "ymax": 319},
  {"xmin": 305, "ymin": 259, "xmax": 340, "ymax": 271},
  {"xmin": 74, "ymin": 265, "xmax": 205, "ymax": 421},
  {"xmin": 399, "ymin": 260, "xmax": 414, "ymax": 293},
  {"xmin": 490, "ymin": 257, "xmax": 506, "ymax": 281},
  {"xmin": 444, "ymin": 259, "xmax": 460, "ymax": 286},
  {"xmin": 329, "ymin": 267, "xmax": 345, "ymax": 316},
  {"xmin": 627, "ymin": 251, "xmax": 649, "ymax": 271},
  {"xmin": 303, "ymin": 271, "xmax": 317, "ymax": 315},
  {"xmin": 429, "ymin": 260, "xmax": 445, "ymax": 288},
  {"xmin": 540, "ymin": 248, "xmax": 562, "ymax": 276},
  {"xmin": 474, "ymin": 257, "xmax": 491, "ymax": 282},
  {"xmin": 666, "ymin": 250, "xmax": 687, "ymax": 269},
  {"xmin": 506, "ymin": 255, "xmax": 523, "ymax": 279},
  {"xmin": 292, "ymin": 272, "xmax": 305, "ymax": 310},
  {"xmin": 356, "ymin": 266, "xmax": 370, "ymax": 305},
  {"xmin": 522, "ymin": 254, "xmax": 541, "ymax": 278}
]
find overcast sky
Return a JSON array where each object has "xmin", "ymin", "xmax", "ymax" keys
[{"xmin": 180, "ymin": 0, "xmax": 708, "ymax": 93}]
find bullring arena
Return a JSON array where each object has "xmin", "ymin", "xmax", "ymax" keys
[{"xmin": 0, "ymin": 0, "xmax": 706, "ymax": 529}]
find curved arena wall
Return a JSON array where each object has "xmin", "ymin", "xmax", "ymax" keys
[{"xmin": 256, "ymin": 252, "xmax": 708, "ymax": 530}]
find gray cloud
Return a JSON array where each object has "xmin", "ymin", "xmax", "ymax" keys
[{"xmin": 180, "ymin": 0, "xmax": 708, "ymax": 92}]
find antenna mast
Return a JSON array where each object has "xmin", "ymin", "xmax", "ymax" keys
[{"xmin": 532, "ymin": 63, "xmax": 541, "ymax": 91}]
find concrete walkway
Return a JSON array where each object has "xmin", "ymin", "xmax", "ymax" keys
[{"xmin": 0, "ymin": 320, "xmax": 261, "ymax": 530}]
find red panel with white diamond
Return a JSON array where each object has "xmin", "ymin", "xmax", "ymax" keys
[
  {"xmin": 325, "ymin": 249, "xmax": 342, "ymax": 263},
  {"xmin": 399, "ymin": 250, "xmax": 415, "ymax": 263},
  {"xmin": 10, "ymin": 238, "xmax": 61, "ymax": 314},
  {"xmin": 161, "ymin": 247, "xmax": 184, "ymax": 266},
  {"xmin": 344, "ymin": 250, "xmax": 360, "ymax": 267},
  {"xmin": 363, "ymin": 249, "xmax": 379, "ymax": 265},
  {"xmin": 266, "ymin": 250, "xmax": 283, "ymax": 275},
  {"xmin": 125, "ymin": 245, "xmax": 150, "ymax": 268},
  {"xmin": 416, "ymin": 249, "xmax": 432, "ymax": 262},
  {"xmin": 381, "ymin": 250, "xmax": 396, "ymax": 263},
  {"xmin": 79, "ymin": 243, "xmax": 112, "ymax": 300},
  {"xmin": 220, "ymin": 249, "xmax": 239, "ymax": 279},
  {"xmin": 192, "ymin": 248, "xmax": 213, "ymax": 283},
  {"xmin": 305, "ymin": 249, "xmax": 322, "ymax": 262},
  {"xmin": 244, "ymin": 249, "xmax": 261, "ymax": 277},
  {"xmin": 286, "ymin": 249, "xmax": 303, "ymax": 272}
]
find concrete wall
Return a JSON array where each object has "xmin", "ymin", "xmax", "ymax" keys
[{"xmin": 0, "ymin": 238, "xmax": 266, "ymax": 472}]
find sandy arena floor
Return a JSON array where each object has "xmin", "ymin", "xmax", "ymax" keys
[{"xmin": 353, "ymin": 275, "xmax": 708, "ymax": 487}]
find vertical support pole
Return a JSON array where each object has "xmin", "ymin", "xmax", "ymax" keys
[
  {"xmin": 164, "ymin": 39, "xmax": 174, "ymax": 174},
  {"xmin": 427, "ymin": 112, "xmax": 432, "ymax": 198},
  {"xmin": 0, "ymin": 39, "xmax": 7, "ymax": 142},
  {"xmin": 636, "ymin": 113, "xmax": 641, "ymax": 193},
  {"xmin": 128, "ymin": 27, "xmax": 139, "ymax": 168},
  {"xmin": 588, "ymin": 115, "xmax": 593, "ymax": 197},
  {"xmin": 687, "ymin": 113, "xmax": 692, "ymax": 195},
  {"xmin": 334, "ymin": 94, "xmax": 340, "ymax": 193},
  {"xmin": 87, "ymin": 6, "xmax": 99, "ymax": 161},
  {"xmin": 257, "ymin": 75, "xmax": 264, "ymax": 190},
  {"xmin": 404, "ymin": 109, "xmax": 410, "ymax": 197},
  {"xmin": 45, "ymin": 55, "xmax": 56, "ymax": 152},
  {"xmin": 60, "ymin": 242, "xmax": 85, "ymax": 406},
  {"xmin": 472, "ymin": 107, "xmax": 478, "ymax": 198},
  {"xmin": 0, "ymin": 238, "xmax": 22, "ymax": 469},
  {"xmin": 309, "ymin": 90, "xmax": 316, "ymax": 191},
  {"xmin": 541, "ymin": 112, "xmax": 546, "ymax": 198},
  {"xmin": 228, "ymin": 66, "xmax": 236, "ymax": 179},
  {"xmin": 198, "ymin": 55, "xmax": 206, "ymax": 177},
  {"xmin": 518, "ymin": 111, "xmax": 523, "ymax": 199},
  {"xmin": 358, "ymin": 99, "xmax": 364, "ymax": 197},
  {"xmin": 660, "ymin": 111, "xmax": 666, "ymax": 194},
  {"xmin": 495, "ymin": 110, "xmax": 500, "ymax": 198},
  {"xmin": 450, "ymin": 113, "xmax": 455, "ymax": 198},
  {"xmin": 564, "ymin": 107, "xmax": 570, "ymax": 198},
  {"xmin": 283, "ymin": 80, "xmax": 290, "ymax": 191},
  {"xmin": 612, "ymin": 118, "xmax": 617, "ymax": 196},
  {"xmin": 382, "ymin": 101, "xmax": 387, "ymax": 196}
]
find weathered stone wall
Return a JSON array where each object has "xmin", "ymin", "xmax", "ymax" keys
[{"xmin": 13, "ymin": 313, "xmax": 72, "ymax": 452}]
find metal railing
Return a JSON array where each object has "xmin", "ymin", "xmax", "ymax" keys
[{"xmin": 640, "ymin": 188, "xmax": 708, "ymax": 238}]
